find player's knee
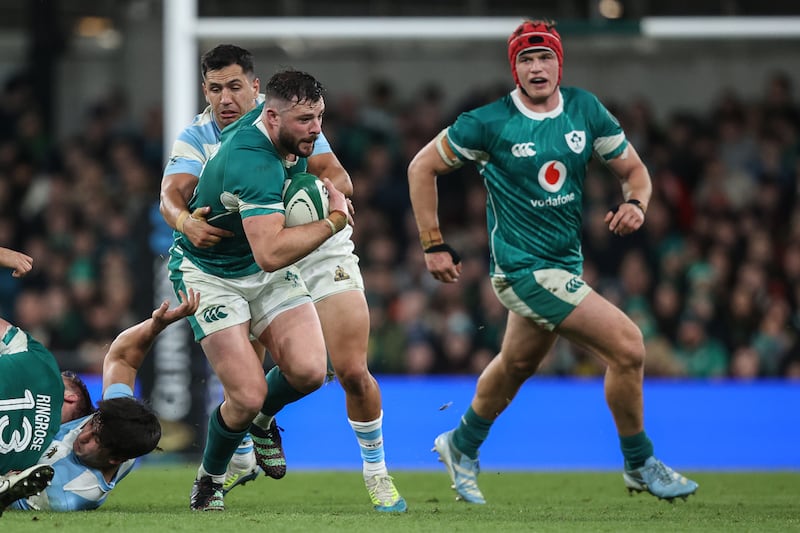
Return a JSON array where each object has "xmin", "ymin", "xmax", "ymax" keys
[
  {"xmin": 336, "ymin": 365, "xmax": 373, "ymax": 395},
  {"xmin": 502, "ymin": 356, "xmax": 539, "ymax": 380},
  {"xmin": 229, "ymin": 382, "xmax": 267, "ymax": 419},
  {"xmin": 287, "ymin": 364, "xmax": 327, "ymax": 393},
  {"xmin": 613, "ymin": 327, "xmax": 645, "ymax": 371}
]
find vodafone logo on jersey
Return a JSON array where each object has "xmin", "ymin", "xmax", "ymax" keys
[{"xmin": 538, "ymin": 161, "xmax": 567, "ymax": 192}]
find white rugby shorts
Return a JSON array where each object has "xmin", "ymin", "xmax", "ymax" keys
[
  {"xmin": 294, "ymin": 226, "xmax": 364, "ymax": 303},
  {"xmin": 172, "ymin": 256, "xmax": 311, "ymax": 341}
]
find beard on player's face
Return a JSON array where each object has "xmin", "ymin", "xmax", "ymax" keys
[{"xmin": 278, "ymin": 128, "xmax": 317, "ymax": 158}]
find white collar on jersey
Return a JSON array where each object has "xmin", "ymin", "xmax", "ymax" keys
[
  {"xmin": 510, "ymin": 88, "xmax": 564, "ymax": 121},
  {"xmin": 254, "ymin": 118, "xmax": 298, "ymax": 169}
]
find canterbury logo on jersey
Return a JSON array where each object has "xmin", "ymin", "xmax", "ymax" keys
[
  {"xmin": 202, "ymin": 305, "xmax": 229, "ymax": 322},
  {"xmin": 565, "ymin": 277, "xmax": 585, "ymax": 293},
  {"xmin": 511, "ymin": 142, "xmax": 536, "ymax": 157}
]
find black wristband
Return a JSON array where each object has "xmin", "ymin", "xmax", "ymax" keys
[
  {"xmin": 626, "ymin": 199, "xmax": 645, "ymax": 214},
  {"xmin": 424, "ymin": 243, "xmax": 462, "ymax": 265},
  {"xmin": 610, "ymin": 199, "xmax": 645, "ymax": 215}
]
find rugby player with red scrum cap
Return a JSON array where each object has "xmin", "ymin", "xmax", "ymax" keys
[{"xmin": 408, "ymin": 19, "xmax": 698, "ymax": 504}]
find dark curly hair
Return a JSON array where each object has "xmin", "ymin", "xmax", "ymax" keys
[
  {"xmin": 265, "ymin": 69, "xmax": 325, "ymax": 106},
  {"xmin": 94, "ymin": 397, "xmax": 161, "ymax": 461}
]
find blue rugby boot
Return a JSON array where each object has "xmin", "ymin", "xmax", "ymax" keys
[
  {"xmin": 623, "ymin": 456, "xmax": 699, "ymax": 502},
  {"xmin": 433, "ymin": 430, "xmax": 486, "ymax": 504}
]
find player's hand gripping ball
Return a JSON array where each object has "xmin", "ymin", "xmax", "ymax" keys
[{"xmin": 282, "ymin": 172, "xmax": 330, "ymax": 227}]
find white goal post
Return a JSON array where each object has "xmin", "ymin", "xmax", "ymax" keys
[
  {"xmin": 163, "ymin": 0, "xmax": 523, "ymax": 160},
  {"xmin": 163, "ymin": 0, "xmax": 800, "ymax": 162}
]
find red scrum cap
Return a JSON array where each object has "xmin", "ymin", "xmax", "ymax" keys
[{"xmin": 507, "ymin": 20, "xmax": 563, "ymax": 87}]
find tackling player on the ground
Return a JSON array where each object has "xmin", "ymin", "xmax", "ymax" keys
[{"xmin": 1, "ymin": 248, "xmax": 198, "ymax": 512}]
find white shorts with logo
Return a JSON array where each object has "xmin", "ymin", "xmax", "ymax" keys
[
  {"xmin": 293, "ymin": 226, "xmax": 364, "ymax": 303},
  {"xmin": 170, "ymin": 256, "xmax": 311, "ymax": 341}
]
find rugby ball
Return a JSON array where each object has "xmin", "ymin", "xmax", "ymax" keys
[{"xmin": 282, "ymin": 172, "xmax": 329, "ymax": 227}]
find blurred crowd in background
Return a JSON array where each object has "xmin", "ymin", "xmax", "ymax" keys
[{"xmin": 1, "ymin": 68, "xmax": 799, "ymax": 380}]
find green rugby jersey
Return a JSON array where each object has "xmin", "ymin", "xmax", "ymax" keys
[
  {"xmin": 171, "ymin": 104, "xmax": 307, "ymax": 278},
  {"xmin": 446, "ymin": 87, "xmax": 627, "ymax": 277},
  {"xmin": 0, "ymin": 327, "xmax": 63, "ymax": 474}
]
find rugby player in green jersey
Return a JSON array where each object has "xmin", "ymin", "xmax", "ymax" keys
[
  {"xmin": 0, "ymin": 247, "xmax": 89, "ymax": 477},
  {"xmin": 408, "ymin": 19, "xmax": 698, "ymax": 504},
  {"xmin": 160, "ymin": 46, "xmax": 405, "ymax": 511},
  {"xmin": 165, "ymin": 70, "xmax": 385, "ymax": 512},
  {"xmin": 1, "ymin": 248, "xmax": 197, "ymax": 514}
]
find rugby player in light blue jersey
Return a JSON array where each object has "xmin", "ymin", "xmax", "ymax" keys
[
  {"xmin": 160, "ymin": 45, "xmax": 405, "ymax": 512},
  {"xmin": 408, "ymin": 19, "xmax": 698, "ymax": 504},
  {"xmin": 5, "ymin": 289, "xmax": 199, "ymax": 512}
]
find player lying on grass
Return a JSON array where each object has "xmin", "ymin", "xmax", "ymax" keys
[{"xmin": 1, "ymin": 249, "xmax": 199, "ymax": 512}]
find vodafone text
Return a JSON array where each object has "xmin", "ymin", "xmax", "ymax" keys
[{"xmin": 530, "ymin": 192, "xmax": 576, "ymax": 208}]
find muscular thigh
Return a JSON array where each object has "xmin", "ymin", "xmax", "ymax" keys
[
  {"xmin": 500, "ymin": 311, "xmax": 558, "ymax": 368},
  {"xmin": 201, "ymin": 323, "xmax": 265, "ymax": 393},
  {"xmin": 556, "ymin": 290, "xmax": 641, "ymax": 362},
  {"xmin": 259, "ymin": 302, "xmax": 327, "ymax": 375},
  {"xmin": 316, "ymin": 289, "xmax": 369, "ymax": 372}
]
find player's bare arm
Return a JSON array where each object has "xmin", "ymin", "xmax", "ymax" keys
[
  {"xmin": 160, "ymin": 172, "xmax": 234, "ymax": 248},
  {"xmin": 308, "ymin": 152, "xmax": 353, "ymax": 197},
  {"xmin": 308, "ymin": 151, "xmax": 355, "ymax": 215},
  {"xmin": 603, "ymin": 144, "xmax": 652, "ymax": 236},
  {"xmin": 102, "ymin": 288, "xmax": 200, "ymax": 390},
  {"xmin": 408, "ymin": 134, "xmax": 462, "ymax": 283},
  {"xmin": 244, "ymin": 177, "xmax": 351, "ymax": 272},
  {"xmin": 0, "ymin": 247, "xmax": 33, "ymax": 278}
]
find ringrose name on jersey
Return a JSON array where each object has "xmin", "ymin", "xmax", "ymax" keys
[
  {"xmin": 0, "ymin": 391, "xmax": 52, "ymax": 454},
  {"xmin": 530, "ymin": 192, "xmax": 576, "ymax": 208},
  {"xmin": 30, "ymin": 394, "xmax": 53, "ymax": 452}
]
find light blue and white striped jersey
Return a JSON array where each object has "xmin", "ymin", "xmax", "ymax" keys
[
  {"xmin": 162, "ymin": 95, "xmax": 332, "ymax": 179},
  {"xmin": 10, "ymin": 385, "xmax": 137, "ymax": 512}
]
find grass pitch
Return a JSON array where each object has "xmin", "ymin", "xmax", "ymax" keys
[{"xmin": 3, "ymin": 467, "xmax": 799, "ymax": 532}]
